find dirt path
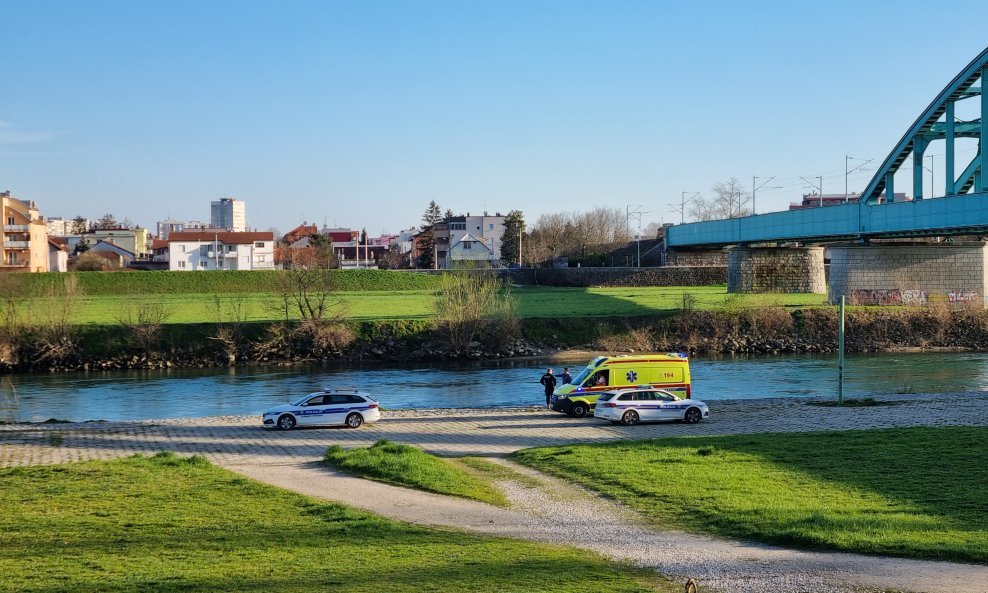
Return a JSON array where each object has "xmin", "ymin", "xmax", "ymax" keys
[{"xmin": 224, "ymin": 457, "xmax": 988, "ymax": 593}]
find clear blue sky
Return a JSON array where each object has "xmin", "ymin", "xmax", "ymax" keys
[{"xmin": 2, "ymin": 0, "xmax": 986, "ymax": 235}]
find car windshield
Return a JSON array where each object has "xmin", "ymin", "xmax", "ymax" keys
[
  {"xmin": 596, "ymin": 392, "xmax": 616, "ymax": 402},
  {"xmin": 571, "ymin": 366, "xmax": 594, "ymax": 385}
]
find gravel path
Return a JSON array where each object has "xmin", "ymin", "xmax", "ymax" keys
[
  {"xmin": 3, "ymin": 392, "xmax": 987, "ymax": 592},
  {"xmin": 229, "ymin": 457, "xmax": 987, "ymax": 593}
]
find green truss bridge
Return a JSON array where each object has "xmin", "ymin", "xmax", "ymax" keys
[{"xmin": 668, "ymin": 46, "xmax": 988, "ymax": 249}]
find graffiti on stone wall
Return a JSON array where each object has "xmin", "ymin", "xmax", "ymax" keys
[
  {"xmin": 948, "ymin": 290, "xmax": 978, "ymax": 303},
  {"xmin": 851, "ymin": 288, "xmax": 977, "ymax": 306},
  {"xmin": 851, "ymin": 289, "xmax": 904, "ymax": 305},
  {"xmin": 900, "ymin": 290, "xmax": 928, "ymax": 305}
]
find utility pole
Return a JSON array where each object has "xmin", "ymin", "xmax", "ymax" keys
[
  {"xmin": 626, "ymin": 205, "xmax": 643, "ymax": 266},
  {"xmin": 679, "ymin": 192, "xmax": 700, "ymax": 223},
  {"xmin": 752, "ymin": 176, "xmax": 780, "ymax": 215},
  {"xmin": 801, "ymin": 176, "xmax": 824, "ymax": 207},
  {"xmin": 845, "ymin": 155, "xmax": 875, "ymax": 203}
]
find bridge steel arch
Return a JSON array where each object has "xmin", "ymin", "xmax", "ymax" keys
[{"xmin": 668, "ymin": 46, "xmax": 988, "ymax": 249}]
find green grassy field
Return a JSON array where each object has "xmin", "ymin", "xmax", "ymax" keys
[
  {"xmin": 512, "ymin": 426, "xmax": 988, "ymax": 564},
  {"xmin": 0, "ymin": 453, "xmax": 670, "ymax": 593},
  {"xmin": 32, "ymin": 286, "xmax": 825, "ymax": 325},
  {"xmin": 325, "ymin": 440, "xmax": 507, "ymax": 506}
]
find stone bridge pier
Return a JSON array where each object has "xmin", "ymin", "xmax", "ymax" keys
[
  {"xmin": 828, "ymin": 243, "xmax": 988, "ymax": 308},
  {"xmin": 727, "ymin": 246, "xmax": 826, "ymax": 294}
]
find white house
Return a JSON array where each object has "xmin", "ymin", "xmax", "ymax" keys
[
  {"xmin": 446, "ymin": 233, "xmax": 496, "ymax": 268},
  {"xmin": 167, "ymin": 231, "xmax": 275, "ymax": 271},
  {"xmin": 47, "ymin": 239, "xmax": 68, "ymax": 272}
]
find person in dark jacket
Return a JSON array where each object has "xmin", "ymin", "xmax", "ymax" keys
[
  {"xmin": 561, "ymin": 367, "xmax": 573, "ymax": 385},
  {"xmin": 540, "ymin": 368, "xmax": 557, "ymax": 408}
]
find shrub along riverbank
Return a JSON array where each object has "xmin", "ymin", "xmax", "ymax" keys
[
  {"xmin": 3, "ymin": 303, "xmax": 988, "ymax": 373},
  {"xmin": 4, "ymin": 270, "xmax": 988, "ymax": 373}
]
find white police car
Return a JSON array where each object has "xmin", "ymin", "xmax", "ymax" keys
[
  {"xmin": 593, "ymin": 387, "xmax": 709, "ymax": 426},
  {"xmin": 262, "ymin": 389, "xmax": 380, "ymax": 430}
]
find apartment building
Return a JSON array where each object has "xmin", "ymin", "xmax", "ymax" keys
[
  {"xmin": 167, "ymin": 231, "xmax": 274, "ymax": 271},
  {"xmin": 1, "ymin": 191, "xmax": 48, "ymax": 272},
  {"xmin": 210, "ymin": 198, "xmax": 247, "ymax": 232}
]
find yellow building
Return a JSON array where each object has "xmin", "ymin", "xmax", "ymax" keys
[
  {"xmin": 1, "ymin": 191, "xmax": 48, "ymax": 272},
  {"xmin": 87, "ymin": 227, "xmax": 150, "ymax": 258}
]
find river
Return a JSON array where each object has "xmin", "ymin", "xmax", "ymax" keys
[{"xmin": 2, "ymin": 351, "xmax": 988, "ymax": 423}]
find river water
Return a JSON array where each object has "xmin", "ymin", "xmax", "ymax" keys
[{"xmin": 3, "ymin": 351, "xmax": 988, "ymax": 423}]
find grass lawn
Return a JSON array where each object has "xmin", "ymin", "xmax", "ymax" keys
[
  {"xmin": 324, "ymin": 440, "xmax": 507, "ymax": 506},
  {"xmin": 0, "ymin": 453, "xmax": 671, "ymax": 593},
  {"xmin": 40, "ymin": 286, "xmax": 825, "ymax": 325},
  {"xmin": 512, "ymin": 426, "xmax": 988, "ymax": 564}
]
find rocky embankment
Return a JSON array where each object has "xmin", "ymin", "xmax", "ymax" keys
[{"xmin": 3, "ymin": 306, "xmax": 987, "ymax": 373}]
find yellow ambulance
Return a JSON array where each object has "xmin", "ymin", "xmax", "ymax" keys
[{"xmin": 550, "ymin": 353, "xmax": 692, "ymax": 417}]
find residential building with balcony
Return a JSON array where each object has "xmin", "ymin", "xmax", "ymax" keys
[
  {"xmin": 1, "ymin": 191, "xmax": 49, "ymax": 272},
  {"xmin": 167, "ymin": 231, "xmax": 275, "ymax": 271}
]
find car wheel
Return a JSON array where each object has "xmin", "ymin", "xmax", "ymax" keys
[
  {"xmin": 684, "ymin": 407, "xmax": 702, "ymax": 424},
  {"xmin": 621, "ymin": 410, "xmax": 640, "ymax": 426},
  {"xmin": 570, "ymin": 402, "xmax": 589, "ymax": 418},
  {"xmin": 345, "ymin": 413, "xmax": 364, "ymax": 429},
  {"xmin": 277, "ymin": 414, "xmax": 296, "ymax": 431}
]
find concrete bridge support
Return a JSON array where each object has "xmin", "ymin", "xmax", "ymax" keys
[
  {"xmin": 727, "ymin": 246, "xmax": 826, "ymax": 294},
  {"xmin": 828, "ymin": 243, "xmax": 988, "ymax": 307}
]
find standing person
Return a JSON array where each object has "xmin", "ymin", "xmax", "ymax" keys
[
  {"xmin": 561, "ymin": 367, "xmax": 573, "ymax": 385},
  {"xmin": 540, "ymin": 368, "xmax": 557, "ymax": 408}
]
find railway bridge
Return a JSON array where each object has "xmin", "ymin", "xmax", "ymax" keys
[{"xmin": 667, "ymin": 46, "xmax": 988, "ymax": 306}]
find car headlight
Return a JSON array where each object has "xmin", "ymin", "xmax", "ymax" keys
[{"xmin": 557, "ymin": 394, "xmax": 567, "ymax": 400}]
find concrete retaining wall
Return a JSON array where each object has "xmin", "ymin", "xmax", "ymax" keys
[
  {"xmin": 413, "ymin": 266, "xmax": 727, "ymax": 287},
  {"xmin": 828, "ymin": 243, "xmax": 987, "ymax": 307},
  {"xmin": 728, "ymin": 246, "xmax": 826, "ymax": 294},
  {"xmin": 665, "ymin": 250, "xmax": 728, "ymax": 266}
]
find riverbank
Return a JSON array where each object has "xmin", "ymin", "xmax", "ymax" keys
[{"xmin": 4, "ymin": 304, "xmax": 988, "ymax": 374}]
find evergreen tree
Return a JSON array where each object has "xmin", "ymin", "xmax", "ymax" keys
[
  {"xmin": 500, "ymin": 210, "xmax": 525, "ymax": 266},
  {"xmin": 418, "ymin": 201, "xmax": 443, "ymax": 268},
  {"xmin": 360, "ymin": 228, "xmax": 368, "ymax": 245}
]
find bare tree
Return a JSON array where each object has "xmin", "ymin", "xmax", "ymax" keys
[
  {"xmin": 116, "ymin": 293, "xmax": 173, "ymax": 353},
  {"xmin": 28, "ymin": 275, "xmax": 82, "ymax": 365},
  {"xmin": 433, "ymin": 274, "xmax": 517, "ymax": 355},
  {"xmin": 276, "ymin": 250, "xmax": 343, "ymax": 321},
  {"xmin": 690, "ymin": 177, "xmax": 751, "ymax": 221},
  {"xmin": 0, "ymin": 275, "xmax": 26, "ymax": 369},
  {"xmin": 209, "ymin": 294, "xmax": 253, "ymax": 364},
  {"xmin": 524, "ymin": 206, "xmax": 633, "ymax": 265}
]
